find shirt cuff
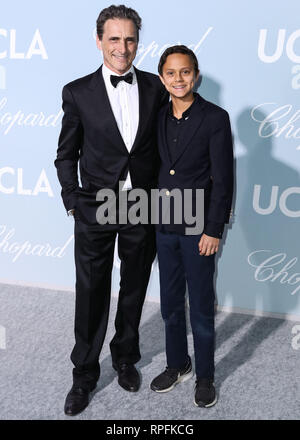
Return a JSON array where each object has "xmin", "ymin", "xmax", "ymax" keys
[{"xmin": 203, "ymin": 221, "xmax": 224, "ymax": 238}]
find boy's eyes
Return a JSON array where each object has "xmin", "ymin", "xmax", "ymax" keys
[{"xmin": 166, "ymin": 70, "xmax": 191, "ymax": 75}]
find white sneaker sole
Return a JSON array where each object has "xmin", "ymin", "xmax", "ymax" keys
[
  {"xmin": 194, "ymin": 394, "xmax": 218, "ymax": 408},
  {"xmin": 151, "ymin": 370, "xmax": 193, "ymax": 393}
]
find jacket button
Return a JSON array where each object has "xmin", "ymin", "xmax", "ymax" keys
[
  {"xmin": 166, "ymin": 190, "xmax": 170, "ymax": 196},
  {"xmin": 170, "ymin": 169, "xmax": 175, "ymax": 175}
]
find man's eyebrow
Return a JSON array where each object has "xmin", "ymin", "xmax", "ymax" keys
[{"xmin": 108, "ymin": 36, "xmax": 136, "ymax": 40}]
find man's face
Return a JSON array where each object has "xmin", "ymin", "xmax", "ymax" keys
[
  {"xmin": 96, "ymin": 18, "xmax": 138, "ymax": 75},
  {"xmin": 160, "ymin": 53, "xmax": 199, "ymax": 100}
]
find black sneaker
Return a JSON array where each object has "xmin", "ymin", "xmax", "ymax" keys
[
  {"xmin": 194, "ymin": 378, "xmax": 217, "ymax": 408},
  {"xmin": 150, "ymin": 357, "xmax": 193, "ymax": 393}
]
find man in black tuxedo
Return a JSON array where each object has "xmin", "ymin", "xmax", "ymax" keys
[{"xmin": 55, "ymin": 5, "xmax": 168, "ymax": 415}]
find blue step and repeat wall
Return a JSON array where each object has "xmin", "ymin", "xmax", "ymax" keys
[{"xmin": 0, "ymin": 1, "xmax": 300, "ymax": 319}]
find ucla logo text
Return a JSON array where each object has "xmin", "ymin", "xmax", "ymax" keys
[{"xmin": 0, "ymin": 29, "xmax": 48, "ymax": 59}]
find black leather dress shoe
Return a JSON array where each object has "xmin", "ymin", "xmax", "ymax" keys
[
  {"xmin": 114, "ymin": 364, "xmax": 140, "ymax": 392},
  {"xmin": 64, "ymin": 385, "xmax": 95, "ymax": 416}
]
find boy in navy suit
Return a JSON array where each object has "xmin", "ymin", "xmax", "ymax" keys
[{"xmin": 150, "ymin": 46, "xmax": 233, "ymax": 407}]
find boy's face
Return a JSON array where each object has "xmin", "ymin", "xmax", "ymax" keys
[{"xmin": 160, "ymin": 53, "xmax": 199, "ymax": 99}]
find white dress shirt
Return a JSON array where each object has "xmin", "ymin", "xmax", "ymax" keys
[
  {"xmin": 68, "ymin": 64, "xmax": 139, "ymax": 215},
  {"xmin": 102, "ymin": 63, "xmax": 139, "ymax": 190}
]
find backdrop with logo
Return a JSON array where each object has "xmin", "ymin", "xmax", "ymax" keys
[{"xmin": 0, "ymin": 0, "xmax": 300, "ymax": 319}]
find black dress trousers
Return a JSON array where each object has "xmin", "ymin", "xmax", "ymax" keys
[{"xmin": 70, "ymin": 204, "xmax": 156, "ymax": 390}]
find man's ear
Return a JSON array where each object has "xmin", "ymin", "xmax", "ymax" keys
[{"xmin": 96, "ymin": 35, "xmax": 102, "ymax": 51}]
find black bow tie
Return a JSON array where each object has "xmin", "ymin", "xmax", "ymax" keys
[{"xmin": 110, "ymin": 72, "xmax": 133, "ymax": 88}]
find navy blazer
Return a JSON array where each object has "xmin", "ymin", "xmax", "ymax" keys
[{"xmin": 156, "ymin": 94, "xmax": 234, "ymax": 236}]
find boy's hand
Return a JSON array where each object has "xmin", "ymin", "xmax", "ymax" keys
[{"xmin": 198, "ymin": 234, "xmax": 219, "ymax": 256}]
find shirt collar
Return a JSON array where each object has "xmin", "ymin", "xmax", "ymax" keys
[
  {"xmin": 102, "ymin": 63, "xmax": 136, "ymax": 89},
  {"xmin": 168, "ymin": 93, "xmax": 199, "ymax": 120}
]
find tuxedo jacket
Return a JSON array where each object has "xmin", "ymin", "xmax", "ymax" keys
[
  {"xmin": 55, "ymin": 65, "xmax": 168, "ymax": 224},
  {"xmin": 156, "ymin": 94, "xmax": 234, "ymax": 236}
]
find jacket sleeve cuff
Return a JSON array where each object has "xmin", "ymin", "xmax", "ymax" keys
[{"xmin": 203, "ymin": 221, "xmax": 224, "ymax": 238}]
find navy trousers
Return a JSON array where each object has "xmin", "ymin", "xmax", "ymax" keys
[{"xmin": 156, "ymin": 230, "xmax": 216, "ymax": 379}]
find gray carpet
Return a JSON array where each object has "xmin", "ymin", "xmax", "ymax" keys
[{"xmin": 0, "ymin": 283, "xmax": 299, "ymax": 420}]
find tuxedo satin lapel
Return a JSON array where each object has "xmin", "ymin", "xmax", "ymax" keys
[
  {"xmin": 171, "ymin": 97, "xmax": 206, "ymax": 166},
  {"xmin": 88, "ymin": 66, "xmax": 128, "ymax": 155},
  {"xmin": 131, "ymin": 68, "xmax": 154, "ymax": 153}
]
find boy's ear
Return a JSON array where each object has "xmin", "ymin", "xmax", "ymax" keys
[
  {"xmin": 195, "ymin": 70, "xmax": 200, "ymax": 82},
  {"xmin": 159, "ymin": 74, "xmax": 165, "ymax": 86}
]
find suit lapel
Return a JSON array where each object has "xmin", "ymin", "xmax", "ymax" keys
[
  {"xmin": 171, "ymin": 96, "xmax": 206, "ymax": 166},
  {"xmin": 158, "ymin": 106, "xmax": 172, "ymax": 166},
  {"xmin": 131, "ymin": 67, "xmax": 154, "ymax": 153},
  {"xmin": 88, "ymin": 66, "xmax": 129, "ymax": 155}
]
